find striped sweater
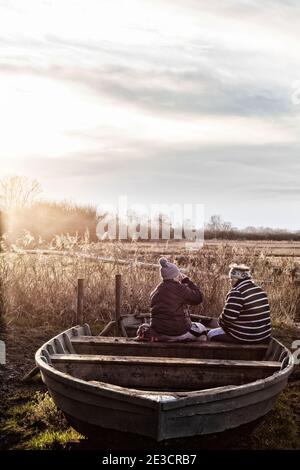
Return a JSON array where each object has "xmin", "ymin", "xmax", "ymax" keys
[{"xmin": 219, "ymin": 278, "xmax": 271, "ymax": 343}]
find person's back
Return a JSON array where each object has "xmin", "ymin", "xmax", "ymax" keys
[
  {"xmin": 219, "ymin": 277, "xmax": 271, "ymax": 343},
  {"xmin": 150, "ymin": 276, "xmax": 203, "ymax": 336},
  {"xmin": 208, "ymin": 264, "xmax": 271, "ymax": 344},
  {"xmin": 135, "ymin": 257, "xmax": 205, "ymax": 342}
]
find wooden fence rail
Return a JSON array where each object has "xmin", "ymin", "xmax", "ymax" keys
[
  {"xmin": 8, "ymin": 247, "xmax": 297, "ymax": 284},
  {"xmin": 11, "ymin": 248, "xmax": 162, "ymax": 271}
]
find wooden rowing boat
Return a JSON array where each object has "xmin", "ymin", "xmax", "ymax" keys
[{"xmin": 35, "ymin": 315, "xmax": 294, "ymax": 441}]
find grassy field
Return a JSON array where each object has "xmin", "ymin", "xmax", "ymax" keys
[{"xmin": 1, "ymin": 238, "xmax": 300, "ymax": 450}]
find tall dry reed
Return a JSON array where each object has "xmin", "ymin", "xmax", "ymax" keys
[{"xmin": 1, "ymin": 235, "xmax": 299, "ymax": 330}]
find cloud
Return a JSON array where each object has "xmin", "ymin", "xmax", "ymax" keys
[
  {"xmin": 250, "ymin": 186, "xmax": 300, "ymax": 196},
  {"xmin": 0, "ymin": 60, "xmax": 293, "ymax": 119},
  {"xmin": 20, "ymin": 142, "xmax": 300, "ymax": 197},
  {"xmin": 1, "ymin": 0, "xmax": 300, "ymax": 228},
  {"xmin": 1, "ymin": 0, "xmax": 299, "ymax": 122},
  {"xmin": 81, "ymin": 67, "xmax": 292, "ymax": 118}
]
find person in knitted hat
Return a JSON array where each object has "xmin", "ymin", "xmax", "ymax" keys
[
  {"xmin": 136, "ymin": 257, "xmax": 206, "ymax": 342},
  {"xmin": 207, "ymin": 263, "xmax": 271, "ymax": 343}
]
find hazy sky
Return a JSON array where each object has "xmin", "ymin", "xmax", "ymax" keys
[{"xmin": 1, "ymin": 0, "xmax": 300, "ymax": 228}]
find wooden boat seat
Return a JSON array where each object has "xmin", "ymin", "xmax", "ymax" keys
[
  {"xmin": 51, "ymin": 354, "xmax": 280, "ymax": 369},
  {"xmin": 51, "ymin": 354, "xmax": 281, "ymax": 391},
  {"xmin": 70, "ymin": 336, "xmax": 269, "ymax": 361}
]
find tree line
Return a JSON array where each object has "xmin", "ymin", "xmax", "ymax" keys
[{"xmin": 0, "ymin": 176, "xmax": 299, "ymax": 246}]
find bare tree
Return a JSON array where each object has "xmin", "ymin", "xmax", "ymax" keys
[
  {"xmin": 221, "ymin": 220, "xmax": 233, "ymax": 232},
  {"xmin": 207, "ymin": 214, "xmax": 222, "ymax": 238},
  {"xmin": 0, "ymin": 175, "xmax": 42, "ymax": 210}
]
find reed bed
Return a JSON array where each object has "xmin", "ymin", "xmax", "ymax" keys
[{"xmin": 1, "ymin": 235, "xmax": 300, "ymax": 329}]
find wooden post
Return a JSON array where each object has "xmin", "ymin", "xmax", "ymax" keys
[
  {"xmin": 76, "ymin": 278, "xmax": 84, "ymax": 325},
  {"xmin": 115, "ymin": 274, "xmax": 127, "ymax": 336},
  {"xmin": 98, "ymin": 274, "xmax": 127, "ymax": 337},
  {"xmin": 115, "ymin": 274, "xmax": 121, "ymax": 323}
]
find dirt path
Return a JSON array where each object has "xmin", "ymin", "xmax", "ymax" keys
[{"xmin": 0, "ymin": 324, "xmax": 59, "ymax": 398}]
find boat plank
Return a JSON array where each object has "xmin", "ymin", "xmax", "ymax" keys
[
  {"xmin": 51, "ymin": 354, "xmax": 281, "ymax": 391},
  {"xmin": 51, "ymin": 353, "xmax": 280, "ymax": 369},
  {"xmin": 70, "ymin": 336, "xmax": 268, "ymax": 361}
]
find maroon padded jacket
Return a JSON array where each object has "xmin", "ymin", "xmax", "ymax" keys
[{"xmin": 150, "ymin": 278, "xmax": 203, "ymax": 336}]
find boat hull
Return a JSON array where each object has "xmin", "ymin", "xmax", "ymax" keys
[{"xmin": 36, "ymin": 324, "xmax": 294, "ymax": 441}]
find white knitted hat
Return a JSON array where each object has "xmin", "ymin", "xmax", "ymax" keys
[{"xmin": 229, "ymin": 263, "xmax": 251, "ymax": 280}]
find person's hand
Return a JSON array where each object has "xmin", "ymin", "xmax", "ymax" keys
[{"xmin": 180, "ymin": 273, "xmax": 189, "ymax": 283}]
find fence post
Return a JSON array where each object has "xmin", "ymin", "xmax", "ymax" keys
[
  {"xmin": 76, "ymin": 278, "xmax": 84, "ymax": 325},
  {"xmin": 115, "ymin": 274, "xmax": 121, "ymax": 324},
  {"xmin": 115, "ymin": 274, "xmax": 128, "ymax": 337}
]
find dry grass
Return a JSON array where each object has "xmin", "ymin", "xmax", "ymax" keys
[{"xmin": 1, "ymin": 235, "xmax": 300, "ymax": 329}]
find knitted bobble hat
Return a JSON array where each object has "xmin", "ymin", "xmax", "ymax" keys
[{"xmin": 159, "ymin": 257, "xmax": 181, "ymax": 280}]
